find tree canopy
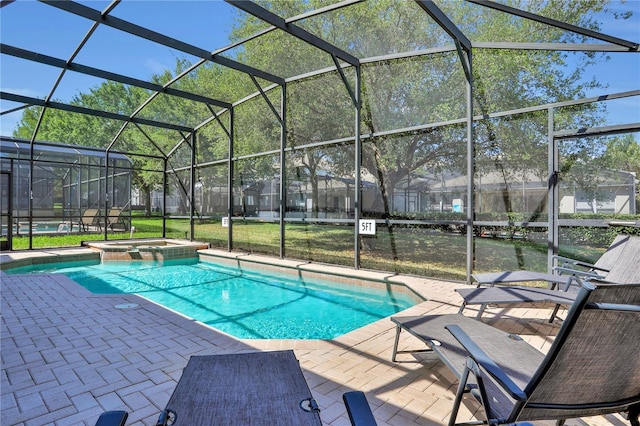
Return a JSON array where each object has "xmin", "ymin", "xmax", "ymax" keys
[{"xmin": 12, "ymin": 0, "xmax": 637, "ymax": 218}]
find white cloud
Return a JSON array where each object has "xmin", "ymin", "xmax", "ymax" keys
[{"xmin": 144, "ymin": 58, "xmax": 171, "ymax": 75}]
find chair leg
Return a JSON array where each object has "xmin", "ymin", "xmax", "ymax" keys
[
  {"xmin": 628, "ymin": 403, "xmax": 640, "ymax": 426},
  {"xmin": 448, "ymin": 365, "xmax": 471, "ymax": 426},
  {"xmin": 391, "ymin": 325, "xmax": 402, "ymax": 362},
  {"xmin": 476, "ymin": 303, "xmax": 487, "ymax": 320},
  {"xmin": 549, "ymin": 304, "xmax": 561, "ymax": 323}
]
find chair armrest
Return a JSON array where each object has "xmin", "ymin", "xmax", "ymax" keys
[
  {"xmin": 553, "ymin": 255, "xmax": 609, "ymax": 272},
  {"xmin": 553, "ymin": 266, "xmax": 605, "ymax": 280},
  {"xmin": 445, "ymin": 325, "xmax": 527, "ymax": 401},
  {"xmin": 95, "ymin": 411, "xmax": 128, "ymax": 426},
  {"xmin": 343, "ymin": 391, "xmax": 378, "ymax": 426}
]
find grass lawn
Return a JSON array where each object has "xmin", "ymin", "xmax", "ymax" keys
[{"xmin": 6, "ymin": 217, "xmax": 604, "ymax": 281}]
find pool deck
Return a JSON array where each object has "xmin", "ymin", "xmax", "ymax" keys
[{"xmin": 1, "ymin": 247, "xmax": 630, "ymax": 426}]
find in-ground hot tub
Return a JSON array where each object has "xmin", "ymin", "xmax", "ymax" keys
[{"xmin": 83, "ymin": 239, "xmax": 210, "ymax": 262}]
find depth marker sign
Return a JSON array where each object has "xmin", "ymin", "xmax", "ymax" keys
[{"xmin": 359, "ymin": 219, "xmax": 376, "ymax": 236}]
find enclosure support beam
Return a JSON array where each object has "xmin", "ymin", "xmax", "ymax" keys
[
  {"xmin": 330, "ymin": 52, "xmax": 364, "ymax": 268},
  {"xmin": 162, "ymin": 159, "xmax": 167, "ymax": 238},
  {"xmin": 548, "ymin": 107, "xmax": 558, "ymax": 272},
  {"xmin": 25, "ymin": 93, "xmax": 54, "ymax": 249},
  {"xmin": 331, "ymin": 55, "xmax": 358, "ymax": 107},
  {"xmin": 1, "ymin": 170, "xmax": 13, "ymax": 251},
  {"xmin": 225, "ymin": 0, "xmax": 360, "ymax": 67},
  {"xmin": 354, "ymin": 65, "xmax": 362, "ymax": 270},
  {"xmin": 27, "ymin": 140, "xmax": 34, "ymax": 249},
  {"xmin": 40, "ymin": 0, "xmax": 284, "ymax": 85},
  {"xmin": 279, "ymin": 85, "xmax": 287, "ymax": 259},
  {"xmin": 416, "ymin": 0, "xmax": 475, "ymax": 279},
  {"xmin": 1, "ymin": 92, "xmax": 193, "ymax": 133},
  {"xmin": 414, "ymin": 0, "xmax": 472, "ymax": 52},
  {"xmin": 206, "ymin": 106, "xmax": 231, "ymax": 138},
  {"xmin": 1, "ymin": 44, "xmax": 232, "ymax": 110},
  {"xmin": 555, "ymin": 123, "xmax": 640, "ymax": 139},
  {"xmin": 249, "ymin": 75, "xmax": 283, "ymax": 125},
  {"xmin": 132, "ymin": 124, "xmax": 169, "ymax": 159},
  {"xmin": 190, "ymin": 131, "xmax": 196, "ymax": 241},
  {"xmin": 228, "ymin": 108, "xmax": 234, "ymax": 252},
  {"xmin": 454, "ymin": 41, "xmax": 472, "ymax": 85},
  {"xmin": 465, "ymin": 49, "xmax": 474, "ymax": 284},
  {"xmin": 415, "ymin": 0, "xmax": 472, "ymax": 82},
  {"xmin": 104, "ymin": 152, "xmax": 110, "ymax": 241},
  {"xmin": 468, "ymin": 0, "xmax": 639, "ymax": 51}
]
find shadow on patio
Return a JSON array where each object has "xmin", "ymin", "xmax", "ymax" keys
[{"xmin": 0, "ymin": 260, "xmax": 630, "ymax": 426}]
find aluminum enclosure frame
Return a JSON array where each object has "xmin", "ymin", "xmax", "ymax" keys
[{"xmin": 1, "ymin": 0, "xmax": 638, "ymax": 281}]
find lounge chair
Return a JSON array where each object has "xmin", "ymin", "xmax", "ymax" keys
[
  {"xmin": 80, "ymin": 208, "xmax": 100, "ymax": 231},
  {"xmin": 365, "ymin": 265, "xmax": 640, "ymax": 426},
  {"xmin": 456, "ymin": 234, "xmax": 635, "ymax": 321},
  {"xmin": 448, "ymin": 279, "xmax": 640, "ymax": 426},
  {"xmin": 106, "ymin": 207, "xmax": 128, "ymax": 231}
]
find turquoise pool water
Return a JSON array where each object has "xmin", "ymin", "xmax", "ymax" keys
[{"xmin": 7, "ymin": 260, "xmax": 417, "ymax": 339}]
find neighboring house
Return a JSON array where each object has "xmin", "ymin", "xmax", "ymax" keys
[
  {"xmin": 1, "ymin": 137, "xmax": 132, "ymax": 220},
  {"xmin": 124, "ymin": 164, "xmax": 639, "ymax": 218}
]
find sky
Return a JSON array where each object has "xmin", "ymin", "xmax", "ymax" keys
[
  {"xmin": 0, "ymin": 0, "xmax": 239, "ymax": 135},
  {"xmin": 1, "ymin": 0, "xmax": 639, "ymax": 138}
]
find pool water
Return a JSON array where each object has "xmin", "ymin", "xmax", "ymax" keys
[{"xmin": 7, "ymin": 260, "xmax": 417, "ymax": 339}]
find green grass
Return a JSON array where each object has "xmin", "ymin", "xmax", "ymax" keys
[{"xmin": 7, "ymin": 217, "xmax": 605, "ymax": 281}]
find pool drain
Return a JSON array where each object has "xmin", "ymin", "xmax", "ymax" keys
[{"xmin": 114, "ymin": 303, "xmax": 139, "ymax": 309}]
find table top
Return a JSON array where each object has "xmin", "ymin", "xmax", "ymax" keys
[{"xmin": 164, "ymin": 350, "xmax": 322, "ymax": 426}]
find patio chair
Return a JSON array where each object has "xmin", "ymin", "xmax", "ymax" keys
[
  {"xmin": 378, "ymin": 275, "xmax": 640, "ymax": 426},
  {"xmin": 446, "ymin": 279, "xmax": 640, "ymax": 426},
  {"xmin": 106, "ymin": 207, "xmax": 128, "ymax": 231},
  {"xmin": 456, "ymin": 234, "xmax": 634, "ymax": 321},
  {"xmin": 80, "ymin": 208, "xmax": 100, "ymax": 231}
]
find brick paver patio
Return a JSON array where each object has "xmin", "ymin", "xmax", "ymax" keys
[{"xmin": 0, "ymin": 248, "xmax": 630, "ymax": 425}]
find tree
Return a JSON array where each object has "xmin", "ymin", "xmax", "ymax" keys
[
  {"xmin": 599, "ymin": 133, "xmax": 640, "ymax": 210},
  {"xmin": 600, "ymin": 133, "xmax": 640, "ymax": 176},
  {"xmin": 13, "ymin": 0, "xmax": 632, "ymax": 223},
  {"xmin": 224, "ymin": 0, "xmax": 625, "ymax": 219}
]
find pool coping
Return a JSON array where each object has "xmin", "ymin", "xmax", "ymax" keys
[
  {"xmin": 198, "ymin": 248, "xmax": 430, "ymax": 303},
  {"xmin": 0, "ymin": 246, "xmax": 102, "ymax": 270}
]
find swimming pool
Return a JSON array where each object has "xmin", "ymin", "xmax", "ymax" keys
[
  {"xmin": 6, "ymin": 259, "xmax": 417, "ymax": 339},
  {"xmin": 3, "ymin": 221, "xmax": 74, "ymax": 235}
]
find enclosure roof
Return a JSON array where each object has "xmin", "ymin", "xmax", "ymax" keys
[
  {"xmin": 1, "ymin": 0, "xmax": 639, "ymax": 156},
  {"xmin": 0, "ymin": 136, "xmax": 131, "ymax": 162}
]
